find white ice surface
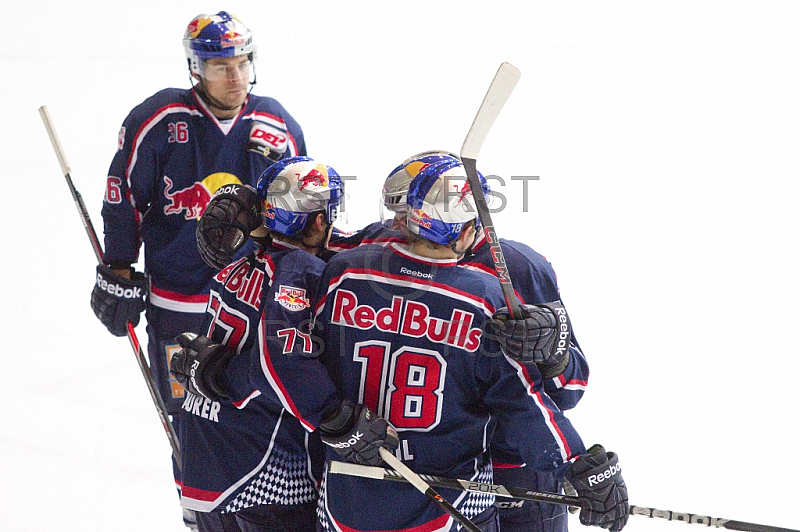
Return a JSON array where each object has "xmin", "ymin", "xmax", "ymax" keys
[{"xmin": 1, "ymin": 1, "xmax": 798, "ymax": 530}]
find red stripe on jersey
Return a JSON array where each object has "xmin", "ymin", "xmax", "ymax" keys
[
  {"xmin": 514, "ymin": 358, "xmax": 574, "ymax": 460},
  {"xmin": 233, "ymin": 389, "xmax": 261, "ymax": 410},
  {"xmin": 491, "ymin": 461, "xmax": 525, "ymax": 469},
  {"xmin": 332, "ymin": 511, "xmax": 451, "ymax": 532},
  {"xmin": 556, "ymin": 374, "xmax": 588, "ymax": 389},
  {"xmin": 149, "ymin": 285, "xmax": 210, "ymax": 303},
  {"xmin": 459, "ymin": 261, "xmax": 527, "ymax": 304},
  {"xmin": 246, "ymin": 110, "xmax": 287, "ymax": 126},
  {"xmin": 388, "ymin": 243, "xmax": 459, "ymax": 267},
  {"xmin": 179, "ymin": 482, "xmax": 222, "ymax": 502},
  {"xmin": 257, "ymin": 314, "xmax": 315, "ymax": 431}
]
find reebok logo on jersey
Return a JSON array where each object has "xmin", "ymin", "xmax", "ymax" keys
[
  {"xmin": 400, "ymin": 267, "xmax": 433, "ymax": 279},
  {"xmin": 96, "ymin": 273, "xmax": 143, "ymax": 300},
  {"xmin": 325, "ymin": 431, "xmax": 364, "ymax": 449},
  {"xmin": 588, "ymin": 462, "xmax": 622, "ymax": 486},
  {"xmin": 331, "ymin": 290, "xmax": 483, "ymax": 352}
]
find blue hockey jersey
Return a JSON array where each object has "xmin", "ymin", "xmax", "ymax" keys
[
  {"xmin": 177, "ymin": 239, "xmax": 324, "ymax": 513},
  {"xmin": 257, "ymin": 242, "xmax": 587, "ymax": 531},
  {"xmin": 327, "ymin": 221, "xmax": 406, "ymax": 255},
  {"xmin": 101, "ymin": 87, "xmax": 306, "ymax": 313},
  {"xmin": 460, "ymin": 232, "xmax": 589, "ymax": 411}
]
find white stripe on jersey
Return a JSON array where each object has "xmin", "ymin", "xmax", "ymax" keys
[
  {"xmin": 148, "ymin": 290, "xmax": 208, "ymax": 313},
  {"xmin": 181, "ymin": 410, "xmax": 285, "ymax": 512},
  {"xmin": 504, "ymin": 354, "xmax": 573, "ymax": 463}
]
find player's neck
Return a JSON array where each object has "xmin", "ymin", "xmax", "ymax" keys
[{"xmin": 408, "ymin": 241, "xmax": 459, "ymax": 260}]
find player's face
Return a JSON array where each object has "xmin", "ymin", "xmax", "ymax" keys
[{"xmin": 201, "ymin": 56, "xmax": 251, "ymax": 110}]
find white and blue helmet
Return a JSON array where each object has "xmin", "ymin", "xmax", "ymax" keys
[
  {"xmin": 381, "ymin": 150, "xmax": 460, "ymax": 216},
  {"xmin": 256, "ymin": 157, "xmax": 343, "ymax": 237},
  {"xmin": 405, "ymin": 158, "xmax": 490, "ymax": 245},
  {"xmin": 183, "ymin": 11, "xmax": 256, "ymax": 77}
]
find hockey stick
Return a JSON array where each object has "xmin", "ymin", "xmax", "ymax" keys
[
  {"xmin": 461, "ymin": 62, "xmax": 523, "ymax": 318},
  {"xmin": 378, "ymin": 448, "xmax": 482, "ymax": 532},
  {"xmin": 330, "ymin": 461, "xmax": 799, "ymax": 532},
  {"xmin": 38, "ymin": 105, "xmax": 182, "ymax": 469}
]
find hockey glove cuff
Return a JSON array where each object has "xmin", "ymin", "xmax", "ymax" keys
[
  {"xmin": 197, "ymin": 184, "xmax": 262, "ymax": 270},
  {"xmin": 318, "ymin": 399, "xmax": 399, "ymax": 466},
  {"xmin": 90, "ymin": 264, "xmax": 146, "ymax": 337},
  {"xmin": 170, "ymin": 333, "xmax": 236, "ymax": 402},
  {"xmin": 489, "ymin": 301, "xmax": 572, "ymax": 371},
  {"xmin": 566, "ymin": 444, "xmax": 629, "ymax": 532}
]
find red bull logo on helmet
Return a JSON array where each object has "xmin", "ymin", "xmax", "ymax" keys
[
  {"xmin": 410, "ymin": 208, "xmax": 433, "ymax": 229},
  {"xmin": 274, "ymin": 285, "xmax": 310, "ymax": 311},
  {"xmin": 187, "ymin": 16, "xmax": 211, "ymax": 37},
  {"xmin": 297, "ymin": 166, "xmax": 329, "ymax": 191},
  {"xmin": 221, "ymin": 30, "xmax": 245, "ymax": 48},
  {"xmin": 263, "ymin": 201, "xmax": 276, "ymax": 220},
  {"xmin": 453, "ymin": 180, "xmax": 473, "ymax": 205}
]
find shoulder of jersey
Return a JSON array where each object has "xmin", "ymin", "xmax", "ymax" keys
[
  {"xmin": 499, "ymin": 238, "xmax": 553, "ymax": 270},
  {"xmin": 126, "ymin": 88, "xmax": 194, "ymax": 123}
]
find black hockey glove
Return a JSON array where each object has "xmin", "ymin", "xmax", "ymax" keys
[
  {"xmin": 488, "ymin": 301, "xmax": 571, "ymax": 376},
  {"xmin": 318, "ymin": 399, "xmax": 399, "ymax": 466},
  {"xmin": 565, "ymin": 445, "xmax": 629, "ymax": 532},
  {"xmin": 90, "ymin": 264, "xmax": 146, "ymax": 337},
  {"xmin": 169, "ymin": 332, "xmax": 236, "ymax": 402},
  {"xmin": 197, "ymin": 184, "xmax": 262, "ymax": 270}
]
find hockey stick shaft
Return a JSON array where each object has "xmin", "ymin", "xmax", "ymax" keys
[
  {"xmin": 38, "ymin": 105, "xmax": 182, "ymax": 469},
  {"xmin": 460, "ymin": 63, "xmax": 523, "ymax": 318},
  {"xmin": 330, "ymin": 462, "xmax": 799, "ymax": 532},
  {"xmin": 378, "ymin": 449, "xmax": 482, "ymax": 532}
]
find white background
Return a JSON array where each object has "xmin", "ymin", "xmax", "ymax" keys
[{"xmin": 1, "ymin": 1, "xmax": 798, "ymax": 530}]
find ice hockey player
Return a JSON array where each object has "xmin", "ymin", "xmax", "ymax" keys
[
  {"xmin": 89, "ymin": 11, "xmax": 306, "ymax": 528},
  {"xmin": 279, "ymin": 158, "xmax": 627, "ymax": 531},
  {"xmin": 382, "ymin": 153, "xmax": 592, "ymax": 532},
  {"xmin": 181, "ymin": 155, "xmax": 627, "ymax": 531},
  {"xmin": 168, "ymin": 157, "xmax": 344, "ymax": 531}
]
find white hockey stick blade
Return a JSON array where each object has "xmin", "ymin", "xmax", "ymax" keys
[
  {"xmin": 39, "ymin": 105, "xmax": 72, "ymax": 176},
  {"xmin": 460, "ymin": 63, "xmax": 521, "ymax": 160},
  {"xmin": 329, "ymin": 460, "xmax": 388, "ymax": 480}
]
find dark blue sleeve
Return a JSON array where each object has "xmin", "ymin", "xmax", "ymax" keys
[
  {"xmin": 501, "ymin": 240, "xmax": 590, "ymax": 410},
  {"xmin": 101, "ymin": 103, "xmax": 156, "ymax": 264},
  {"xmin": 248, "ymin": 252, "xmax": 339, "ymax": 430},
  {"xmin": 476, "ymin": 342, "xmax": 586, "ymax": 477}
]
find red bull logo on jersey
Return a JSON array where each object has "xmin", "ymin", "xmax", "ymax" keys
[
  {"xmin": 163, "ymin": 176, "xmax": 211, "ymax": 220},
  {"xmin": 275, "ymin": 285, "xmax": 311, "ymax": 312},
  {"xmin": 331, "ymin": 289, "xmax": 483, "ymax": 352},
  {"xmin": 163, "ymin": 173, "xmax": 243, "ymax": 220}
]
